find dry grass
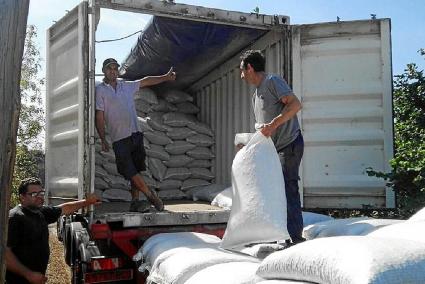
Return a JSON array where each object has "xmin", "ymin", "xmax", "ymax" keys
[{"xmin": 46, "ymin": 224, "xmax": 71, "ymax": 283}]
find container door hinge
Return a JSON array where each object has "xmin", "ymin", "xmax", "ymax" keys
[
  {"xmin": 89, "ymin": 136, "xmax": 96, "ymax": 145},
  {"xmin": 88, "ymin": 70, "xmax": 95, "ymax": 79}
]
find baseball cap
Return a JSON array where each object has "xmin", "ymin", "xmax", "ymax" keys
[{"xmin": 102, "ymin": 58, "xmax": 120, "ymax": 71}]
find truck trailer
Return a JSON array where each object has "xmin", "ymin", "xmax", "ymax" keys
[{"xmin": 45, "ymin": 0, "xmax": 394, "ymax": 283}]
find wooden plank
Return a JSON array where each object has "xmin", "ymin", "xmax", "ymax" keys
[{"xmin": 0, "ymin": 0, "xmax": 30, "ymax": 280}]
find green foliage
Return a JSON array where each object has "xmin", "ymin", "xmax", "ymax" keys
[
  {"xmin": 10, "ymin": 25, "xmax": 45, "ymax": 207},
  {"xmin": 367, "ymin": 49, "xmax": 425, "ymax": 218}
]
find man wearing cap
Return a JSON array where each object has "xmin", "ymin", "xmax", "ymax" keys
[{"xmin": 95, "ymin": 58, "xmax": 176, "ymax": 212}]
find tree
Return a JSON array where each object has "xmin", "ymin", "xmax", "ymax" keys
[
  {"xmin": 368, "ymin": 49, "xmax": 425, "ymax": 217},
  {"xmin": 9, "ymin": 25, "xmax": 45, "ymax": 207}
]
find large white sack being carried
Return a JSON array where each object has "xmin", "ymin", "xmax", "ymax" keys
[
  {"xmin": 367, "ymin": 220, "xmax": 425, "ymax": 243},
  {"xmin": 147, "ymin": 246, "xmax": 259, "ymax": 284},
  {"xmin": 303, "ymin": 217, "xmax": 403, "ymax": 240},
  {"xmin": 257, "ymin": 236, "xmax": 425, "ymax": 284},
  {"xmin": 184, "ymin": 261, "xmax": 260, "ymax": 284},
  {"xmin": 221, "ymin": 132, "xmax": 289, "ymax": 250}
]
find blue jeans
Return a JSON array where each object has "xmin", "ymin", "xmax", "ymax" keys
[{"xmin": 278, "ymin": 133, "xmax": 304, "ymax": 242}]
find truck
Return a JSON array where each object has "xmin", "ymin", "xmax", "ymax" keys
[{"xmin": 45, "ymin": 0, "xmax": 394, "ymax": 283}]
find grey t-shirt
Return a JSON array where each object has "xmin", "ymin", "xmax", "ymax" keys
[
  {"xmin": 96, "ymin": 79, "xmax": 141, "ymax": 142},
  {"xmin": 252, "ymin": 74, "xmax": 300, "ymax": 151}
]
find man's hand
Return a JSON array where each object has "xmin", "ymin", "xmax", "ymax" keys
[
  {"xmin": 101, "ymin": 139, "xmax": 110, "ymax": 152},
  {"xmin": 260, "ymin": 122, "xmax": 276, "ymax": 137},
  {"xmin": 26, "ymin": 271, "xmax": 47, "ymax": 284},
  {"xmin": 86, "ymin": 193, "xmax": 101, "ymax": 206},
  {"xmin": 166, "ymin": 67, "xmax": 176, "ymax": 81}
]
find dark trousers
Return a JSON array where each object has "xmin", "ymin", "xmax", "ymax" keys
[{"xmin": 278, "ymin": 133, "xmax": 304, "ymax": 242}]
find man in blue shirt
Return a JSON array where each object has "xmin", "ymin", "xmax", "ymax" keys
[
  {"xmin": 95, "ymin": 58, "xmax": 176, "ymax": 212},
  {"xmin": 239, "ymin": 50, "xmax": 305, "ymax": 244}
]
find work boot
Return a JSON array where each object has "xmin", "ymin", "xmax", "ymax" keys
[
  {"xmin": 129, "ymin": 200, "xmax": 151, "ymax": 213},
  {"xmin": 145, "ymin": 189, "xmax": 164, "ymax": 211}
]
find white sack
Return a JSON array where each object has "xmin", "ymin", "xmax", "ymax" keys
[
  {"xmin": 367, "ymin": 221, "xmax": 425, "ymax": 243},
  {"xmin": 151, "ymin": 98, "xmax": 177, "ymax": 112},
  {"xmin": 176, "ymin": 102, "xmax": 200, "ymax": 114},
  {"xmin": 301, "ymin": 212, "xmax": 334, "ymax": 227},
  {"xmin": 166, "ymin": 127, "xmax": 196, "ymax": 140},
  {"xmin": 257, "ymin": 236, "xmax": 425, "ymax": 284},
  {"xmin": 163, "ymin": 112, "xmax": 196, "ymax": 127},
  {"xmin": 186, "ymin": 159, "xmax": 212, "ymax": 168},
  {"xmin": 408, "ymin": 207, "xmax": 425, "ymax": 222},
  {"xmin": 145, "ymin": 144, "xmax": 170, "ymax": 161},
  {"xmin": 186, "ymin": 184, "xmax": 228, "ymax": 202},
  {"xmin": 95, "ymin": 177, "xmax": 108, "ymax": 190},
  {"xmin": 163, "ymin": 155, "xmax": 193, "ymax": 167},
  {"xmin": 187, "ymin": 122, "xmax": 214, "ymax": 136},
  {"xmin": 186, "ymin": 147, "xmax": 214, "ymax": 159},
  {"xmin": 165, "ymin": 141, "xmax": 196, "ymax": 155},
  {"xmin": 221, "ymin": 132, "xmax": 289, "ymax": 250},
  {"xmin": 148, "ymin": 246, "xmax": 258, "ymax": 284},
  {"xmin": 146, "ymin": 112, "xmax": 170, "ymax": 132},
  {"xmin": 102, "ymin": 188, "xmax": 132, "ymax": 201},
  {"xmin": 144, "ymin": 131, "xmax": 172, "ymax": 145},
  {"xmin": 234, "ymin": 132, "xmax": 255, "ymax": 146},
  {"xmin": 163, "ymin": 90, "xmax": 193, "ymax": 103},
  {"xmin": 256, "ymin": 281, "xmax": 315, "ymax": 284},
  {"xmin": 186, "ymin": 134, "xmax": 214, "ymax": 146},
  {"xmin": 211, "ymin": 186, "xmax": 233, "ymax": 209},
  {"xmin": 303, "ymin": 217, "xmax": 403, "ymax": 240},
  {"xmin": 164, "ymin": 168, "xmax": 191, "ymax": 181},
  {"xmin": 181, "ymin": 179, "xmax": 211, "ymax": 191},
  {"xmin": 157, "ymin": 179, "xmax": 183, "ymax": 191},
  {"xmin": 137, "ymin": 117, "xmax": 154, "ymax": 132},
  {"xmin": 189, "ymin": 168, "xmax": 214, "ymax": 180},
  {"xmin": 149, "ymin": 158, "xmax": 167, "ymax": 181},
  {"xmin": 185, "ymin": 262, "xmax": 260, "ymax": 284},
  {"xmin": 134, "ymin": 88, "xmax": 158, "ymax": 104}
]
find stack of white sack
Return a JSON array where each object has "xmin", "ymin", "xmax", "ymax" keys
[
  {"xmin": 134, "ymin": 232, "xmax": 259, "ymax": 284},
  {"xmin": 94, "ymin": 88, "xmax": 215, "ymax": 201}
]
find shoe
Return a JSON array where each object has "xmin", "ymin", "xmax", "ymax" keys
[
  {"xmin": 129, "ymin": 200, "xmax": 151, "ymax": 212},
  {"xmin": 145, "ymin": 189, "xmax": 164, "ymax": 211}
]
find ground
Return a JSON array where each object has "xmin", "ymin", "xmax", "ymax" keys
[{"xmin": 47, "ymin": 223, "xmax": 71, "ymax": 283}]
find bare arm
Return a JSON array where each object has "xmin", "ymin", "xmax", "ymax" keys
[
  {"xmin": 6, "ymin": 247, "xmax": 47, "ymax": 284},
  {"xmin": 261, "ymin": 94, "xmax": 302, "ymax": 137},
  {"xmin": 139, "ymin": 67, "xmax": 176, "ymax": 88},
  {"xmin": 95, "ymin": 110, "xmax": 109, "ymax": 151},
  {"xmin": 58, "ymin": 193, "xmax": 100, "ymax": 216}
]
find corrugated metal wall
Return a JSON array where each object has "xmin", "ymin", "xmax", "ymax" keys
[{"xmin": 190, "ymin": 31, "xmax": 286, "ymax": 185}]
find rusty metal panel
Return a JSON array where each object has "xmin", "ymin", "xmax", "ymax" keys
[
  {"xmin": 191, "ymin": 31, "xmax": 286, "ymax": 184},
  {"xmin": 292, "ymin": 19, "xmax": 393, "ymax": 209}
]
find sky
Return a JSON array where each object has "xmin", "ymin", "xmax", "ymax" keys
[{"xmin": 28, "ymin": 0, "xmax": 425, "ymax": 79}]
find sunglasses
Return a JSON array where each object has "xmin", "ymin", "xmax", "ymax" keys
[{"xmin": 26, "ymin": 191, "xmax": 46, "ymax": 198}]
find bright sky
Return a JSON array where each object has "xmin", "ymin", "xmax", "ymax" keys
[{"xmin": 28, "ymin": 0, "xmax": 425, "ymax": 80}]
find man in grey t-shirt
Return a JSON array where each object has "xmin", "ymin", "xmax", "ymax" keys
[
  {"xmin": 95, "ymin": 58, "xmax": 176, "ymax": 212},
  {"xmin": 239, "ymin": 50, "xmax": 304, "ymax": 244}
]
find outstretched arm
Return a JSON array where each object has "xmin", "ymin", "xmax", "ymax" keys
[
  {"xmin": 6, "ymin": 247, "xmax": 47, "ymax": 284},
  {"xmin": 139, "ymin": 67, "xmax": 176, "ymax": 88},
  {"xmin": 58, "ymin": 193, "xmax": 101, "ymax": 215}
]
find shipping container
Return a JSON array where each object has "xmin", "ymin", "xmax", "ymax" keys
[{"xmin": 45, "ymin": 0, "xmax": 393, "ymax": 282}]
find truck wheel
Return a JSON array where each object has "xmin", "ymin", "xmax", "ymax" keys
[{"xmin": 64, "ymin": 222, "xmax": 83, "ymax": 266}]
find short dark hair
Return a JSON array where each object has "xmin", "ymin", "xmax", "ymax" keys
[
  {"xmin": 18, "ymin": 177, "xmax": 42, "ymax": 195},
  {"xmin": 240, "ymin": 50, "xmax": 265, "ymax": 72}
]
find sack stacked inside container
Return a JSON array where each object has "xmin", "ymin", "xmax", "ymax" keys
[{"xmin": 94, "ymin": 87, "xmax": 216, "ymax": 201}]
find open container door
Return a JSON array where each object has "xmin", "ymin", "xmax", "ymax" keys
[
  {"xmin": 292, "ymin": 19, "xmax": 394, "ymax": 208},
  {"xmin": 45, "ymin": 2, "xmax": 91, "ymax": 203}
]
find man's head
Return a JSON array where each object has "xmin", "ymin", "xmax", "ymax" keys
[
  {"xmin": 102, "ymin": 58, "xmax": 120, "ymax": 83},
  {"xmin": 240, "ymin": 50, "xmax": 265, "ymax": 85},
  {"xmin": 18, "ymin": 177, "xmax": 45, "ymax": 209}
]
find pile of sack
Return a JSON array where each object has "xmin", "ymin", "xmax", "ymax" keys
[{"xmin": 94, "ymin": 88, "xmax": 215, "ymax": 202}]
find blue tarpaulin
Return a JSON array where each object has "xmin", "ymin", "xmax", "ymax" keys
[{"xmin": 120, "ymin": 16, "xmax": 267, "ymax": 90}]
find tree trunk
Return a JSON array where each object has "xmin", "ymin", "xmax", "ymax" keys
[{"xmin": 0, "ymin": 0, "xmax": 30, "ymax": 281}]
